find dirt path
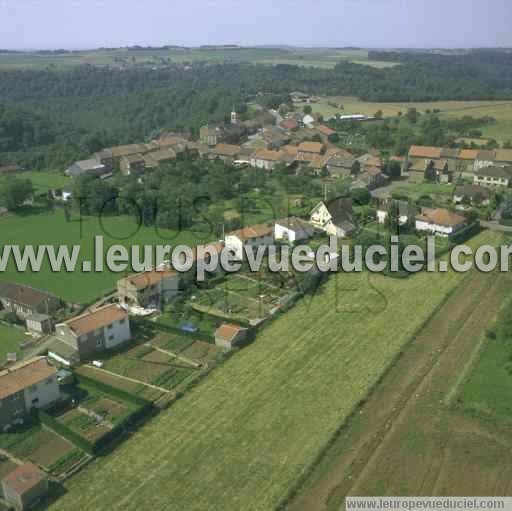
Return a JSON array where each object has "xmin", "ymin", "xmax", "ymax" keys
[{"xmin": 288, "ymin": 269, "xmax": 512, "ymax": 511}]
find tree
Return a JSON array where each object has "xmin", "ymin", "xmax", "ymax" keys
[
  {"xmin": 374, "ymin": 110, "xmax": 383, "ymax": 120},
  {"xmin": 383, "ymin": 160, "xmax": 402, "ymax": 179},
  {"xmin": 406, "ymin": 107, "xmax": 418, "ymax": 124},
  {"xmin": 424, "ymin": 160, "xmax": 437, "ymax": 182},
  {"xmin": 351, "ymin": 160, "xmax": 361, "ymax": 176},
  {"xmin": 0, "ymin": 177, "xmax": 33, "ymax": 210},
  {"xmin": 351, "ymin": 187, "xmax": 371, "ymax": 206},
  {"xmin": 303, "ymin": 105, "xmax": 312, "ymax": 115}
]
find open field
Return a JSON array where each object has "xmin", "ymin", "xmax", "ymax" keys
[
  {"xmin": 290, "ymin": 245, "xmax": 512, "ymax": 510},
  {"xmin": 0, "ymin": 170, "xmax": 68, "ymax": 193},
  {"xmin": 0, "ymin": 322, "xmax": 29, "ymax": 362},
  {"xmin": 0, "ymin": 209, "xmax": 209, "ymax": 303},
  {"xmin": 0, "ymin": 48, "xmax": 398, "ymax": 70},
  {"xmin": 49, "ymin": 231, "xmax": 498, "ymax": 511}
]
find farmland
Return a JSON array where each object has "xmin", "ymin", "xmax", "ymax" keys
[
  {"xmin": 0, "ymin": 209, "xmax": 208, "ymax": 303},
  {"xmin": 0, "ymin": 47, "xmax": 398, "ymax": 71},
  {"xmin": 49, "ymin": 231, "xmax": 498, "ymax": 511}
]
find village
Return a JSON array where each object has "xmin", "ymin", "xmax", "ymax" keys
[{"xmin": 0, "ymin": 93, "xmax": 512, "ymax": 509}]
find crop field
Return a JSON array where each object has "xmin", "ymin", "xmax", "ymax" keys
[
  {"xmin": 0, "ymin": 209, "xmax": 208, "ymax": 303},
  {"xmin": 0, "ymin": 47, "xmax": 398, "ymax": 70},
  {"xmin": 49, "ymin": 231, "xmax": 499, "ymax": 511}
]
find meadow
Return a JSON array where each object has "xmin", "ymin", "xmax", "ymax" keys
[
  {"xmin": 50, "ymin": 231, "xmax": 497, "ymax": 511},
  {"xmin": 0, "ymin": 209, "xmax": 213, "ymax": 304},
  {"xmin": 0, "ymin": 322, "xmax": 29, "ymax": 361},
  {"xmin": 0, "ymin": 170, "xmax": 68, "ymax": 193}
]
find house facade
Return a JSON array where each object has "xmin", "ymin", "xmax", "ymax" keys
[
  {"xmin": 274, "ymin": 217, "xmax": 315, "ymax": 243},
  {"xmin": 310, "ymin": 199, "xmax": 356, "ymax": 238},
  {"xmin": 0, "ymin": 357, "xmax": 60, "ymax": 431},
  {"xmin": 117, "ymin": 268, "xmax": 180, "ymax": 309},
  {"xmin": 2, "ymin": 463, "xmax": 49, "ymax": 510},
  {"xmin": 225, "ymin": 224, "xmax": 274, "ymax": 260},
  {"xmin": 55, "ymin": 304, "xmax": 131, "ymax": 361},
  {"xmin": 250, "ymin": 149, "xmax": 283, "ymax": 171},
  {"xmin": 474, "ymin": 166, "xmax": 511, "ymax": 188},
  {"xmin": 415, "ymin": 208, "xmax": 466, "ymax": 237}
]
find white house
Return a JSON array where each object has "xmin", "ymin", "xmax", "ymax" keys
[
  {"xmin": 274, "ymin": 217, "xmax": 316, "ymax": 243},
  {"xmin": 474, "ymin": 166, "xmax": 511, "ymax": 188},
  {"xmin": 0, "ymin": 357, "xmax": 61, "ymax": 430},
  {"xmin": 415, "ymin": 208, "xmax": 466, "ymax": 237},
  {"xmin": 250, "ymin": 149, "xmax": 283, "ymax": 171},
  {"xmin": 225, "ymin": 224, "xmax": 274, "ymax": 260},
  {"xmin": 310, "ymin": 199, "xmax": 356, "ymax": 238},
  {"xmin": 55, "ymin": 304, "xmax": 131, "ymax": 362},
  {"xmin": 303, "ymin": 114, "xmax": 315, "ymax": 127}
]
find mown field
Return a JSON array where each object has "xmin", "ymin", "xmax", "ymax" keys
[
  {"xmin": 0, "ymin": 322, "xmax": 29, "ymax": 362},
  {"xmin": 0, "ymin": 170, "xmax": 68, "ymax": 193},
  {"xmin": 0, "ymin": 209, "xmax": 210, "ymax": 303},
  {"xmin": 50, "ymin": 232, "xmax": 496, "ymax": 511},
  {"xmin": 0, "ymin": 47, "xmax": 397, "ymax": 70},
  {"xmin": 313, "ymin": 96, "xmax": 512, "ymax": 142}
]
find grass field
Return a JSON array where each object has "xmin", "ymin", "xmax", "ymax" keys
[
  {"xmin": 0, "ymin": 209, "xmax": 212, "ymax": 303},
  {"xmin": 0, "ymin": 170, "xmax": 68, "ymax": 193},
  {"xmin": 0, "ymin": 322, "xmax": 29, "ymax": 363},
  {"xmin": 50, "ymin": 231, "xmax": 498, "ymax": 511},
  {"xmin": 0, "ymin": 48, "xmax": 398, "ymax": 70}
]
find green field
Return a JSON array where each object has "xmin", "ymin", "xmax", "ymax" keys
[
  {"xmin": 0, "ymin": 209, "xmax": 211, "ymax": 304},
  {"xmin": 50, "ymin": 231, "xmax": 499, "ymax": 511},
  {"xmin": 312, "ymin": 96, "xmax": 512, "ymax": 142},
  {"xmin": 0, "ymin": 322, "xmax": 28, "ymax": 362},
  {"xmin": 0, "ymin": 47, "xmax": 398, "ymax": 71},
  {"xmin": 0, "ymin": 170, "xmax": 68, "ymax": 193}
]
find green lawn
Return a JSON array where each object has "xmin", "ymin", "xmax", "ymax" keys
[
  {"xmin": 51, "ymin": 231, "xmax": 500, "ymax": 511},
  {"xmin": 0, "ymin": 209, "xmax": 213, "ymax": 304},
  {"xmin": 0, "ymin": 322, "xmax": 29, "ymax": 363},
  {"xmin": 0, "ymin": 171, "xmax": 69, "ymax": 193}
]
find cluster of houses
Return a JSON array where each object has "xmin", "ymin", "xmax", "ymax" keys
[
  {"xmin": 62, "ymin": 107, "xmax": 389, "ymax": 194},
  {"xmin": 406, "ymin": 145, "xmax": 512, "ymax": 186}
]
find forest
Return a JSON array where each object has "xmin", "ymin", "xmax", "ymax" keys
[{"xmin": 1, "ymin": 51, "xmax": 512, "ymax": 168}]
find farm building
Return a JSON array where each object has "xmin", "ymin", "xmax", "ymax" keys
[
  {"xmin": 0, "ymin": 357, "xmax": 60, "ymax": 431},
  {"xmin": 120, "ymin": 153, "xmax": 146, "ymax": 175},
  {"xmin": 208, "ymin": 144, "xmax": 242, "ymax": 164},
  {"xmin": 474, "ymin": 166, "xmax": 512, "ymax": 188},
  {"xmin": 64, "ymin": 158, "xmax": 107, "ymax": 178},
  {"xmin": 415, "ymin": 208, "xmax": 466, "ymax": 237},
  {"xmin": 225, "ymin": 224, "xmax": 274, "ymax": 260},
  {"xmin": 250, "ymin": 149, "xmax": 284, "ymax": 171},
  {"xmin": 453, "ymin": 185, "xmax": 492, "ymax": 206},
  {"xmin": 2, "ymin": 462, "xmax": 49, "ymax": 510},
  {"xmin": 55, "ymin": 304, "xmax": 131, "ymax": 362},
  {"xmin": 275, "ymin": 217, "xmax": 316, "ymax": 243},
  {"xmin": 0, "ymin": 283, "xmax": 61, "ymax": 320},
  {"xmin": 214, "ymin": 323, "xmax": 248, "ymax": 351},
  {"xmin": 117, "ymin": 268, "xmax": 180, "ymax": 309}
]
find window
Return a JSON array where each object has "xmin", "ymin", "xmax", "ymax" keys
[
  {"xmin": 29, "ymin": 385, "xmax": 38, "ymax": 393},
  {"xmin": 96, "ymin": 338, "xmax": 104, "ymax": 347},
  {"xmin": 46, "ymin": 377, "xmax": 53, "ymax": 385},
  {"xmin": 107, "ymin": 324, "xmax": 113, "ymax": 330},
  {"xmin": 119, "ymin": 319, "xmax": 126, "ymax": 325},
  {"xmin": 108, "ymin": 334, "xmax": 114, "ymax": 341}
]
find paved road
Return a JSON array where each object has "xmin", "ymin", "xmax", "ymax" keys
[{"xmin": 480, "ymin": 220, "xmax": 512, "ymax": 233}]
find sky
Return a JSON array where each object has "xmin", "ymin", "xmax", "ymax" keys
[{"xmin": 0, "ymin": 0, "xmax": 511, "ymax": 50}]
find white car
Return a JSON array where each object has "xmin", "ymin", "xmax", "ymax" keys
[{"xmin": 92, "ymin": 360, "xmax": 104, "ymax": 368}]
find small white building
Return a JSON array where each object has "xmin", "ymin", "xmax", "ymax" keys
[
  {"xmin": 310, "ymin": 199, "xmax": 356, "ymax": 238},
  {"xmin": 25, "ymin": 313, "xmax": 52, "ymax": 335},
  {"xmin": 377, "ymin": 200, "xmax": 415, "ymax": 226},
  {"xmin": 415, "ymin": 208, "xmax": 466, "ymax": 237},
  {"xmin": 274, "ymin": 217, "xmax": 316, "ymax": 243},
  {"xmin": 250, "ymin": 149, "xmax": 283, "ymax": 171},
  {"xmin": 225, "ymin": 224, "xmax": 274, "ymax": 260},
  {"xmin": 302, "ymin": 114, "xmax": 315, "ymax": 127}
]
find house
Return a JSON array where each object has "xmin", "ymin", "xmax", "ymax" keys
[
  {"xmin": 117, "ymin": 268, "xmax": 179, "ymax": 310},
  {"xmin": 208, "ymin": 144, "xmax": 241, "ymax": 164},
  {"xmin": 357, "ymin": 167, "xmax": 388, "ymax": 190},
  {"xmin": 120, "ymin": 154, "xmax": 145, "ymax": 175},
  {"xmin": 274, "ymin": 217, "xmax": 316, "ymax": 243},
  {"xmin": 302, "ymin": 114, "xmax": 316, "ymax": 127},
  {"xmin": 494, "ymin": 149, "xmax": 512, "ymax": 167},
  {"xmin": 279, "ymin": 118, "xmax": 299, "ymax": 132},
  {"xmin": 0, "ymin": 283, "xmax": 61, "ymax": 320},
  {"xmin": 474, "ymin": 166, "xmax": 512, "ymax": 188},
  {"xmin": 315, "ymin": 124, "xmax": 337, "ymax": 142},
  {"xmin": 415, "ymin": 208, "xmax": 466, "ymax": 237},
  {"xmin": 200, "ymin": 125, "xmax": 223, "ymax": 147},
  {"xmin": 297, "ymin": 141, "xmax": 325, "ymax": 162},
  {"xmin": 105, "ymin": 144, "xmax": 150, "ymax": 163},
  {"xmin": 65, "ymin": 159, "xmax": 107, "ymax": 178},
  {"xmin": 457, "ymin": 149, "xmax": 480, "ymax": 174},
  {"xmin": 0, "ymin": 357, "xmax": 60, "ymax": 431},
  {"xmin": 474, "ymin": 150, "xmax": 496, "ymax": 172},
  {"xmin": 2, "ymin": 463, "xmax": 49, "ymax": 510},
  {"xmin": 142, "ymin": 148, "xmax": 176, "ymax": 169},
  {"xmin": 214, "ymin": 323, "xmax": 248, "ymax": 351},
  {"xmin": 262, "ymin": 128, "xmax": 290, "ymax": 150},
  {"xmin": 325, "ymin": 153, "xmax": 356, "ymax": 178},
  {"xmin": 377, "ymin": 200, "xmax": 416, "ymax": 226},
  {"xmin": 290, "ymin": 91, "xmax": 310, "ymax": 103},
  {"xmin": 55, "ymin": 304, "xmax": 130, "ymax": 362},
  {"xmin": 250, "ymin": 149, "xmax": 284, "ymax": 171},
  {"xmin": 453, "ymin": 185, "xmax": 492, "ymax": 206},
  {"xmin": 225, "ymin": 224, "xmax": 274, "ymax": 260},
  {"xmin": 310, "ymin": 198, "xmax": 356, "ymax": 238},
  {"xmin": 25, "ymin": 314, "xmax": 53, "ymax": 335}
]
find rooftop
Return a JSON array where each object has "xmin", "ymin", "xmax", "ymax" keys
[
  {"xmin": 228, "ymin": 224, "xmax": 273, "ymax": 241},
  {"xmin": 2, "ymin": 463, "xmax": 47, "ymax": 497},
  {"xmin": 215, "ymin": 323, "xmax": 246, "ymax": 342},
  {"xmin": 298, "ymin": 141, "xmax": 324, "ymax": 154},
  {"xmin": 0, "ymin": 357, "xmax": 57, "ymax": 400},
  {"xmin": 408, "ymin": 145, "xmax": 443, "ymax": 159},
  {"xmin": 416, "ymin": 208, "xmax": 466, "ymax": 227},
  {"xmin": 123, "ymin": 268, "xmax": 177, "ymax": 290},
  {"xmin": 0, "ymin": 282, "xmax": 58, "ymax": 309},
  {"xmin": 60, "ymin": 304, "xmax": 127, "ymax": 337}
]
